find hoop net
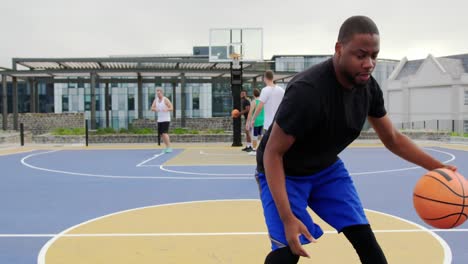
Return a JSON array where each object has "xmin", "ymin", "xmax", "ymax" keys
[{"xmin": 229, "ymin": 53, "xmax": 242, "ymax": 69}]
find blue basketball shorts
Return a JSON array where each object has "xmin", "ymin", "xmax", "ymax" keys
[
  {"xmin": 253, "ymin": 126, "xmax": 264, "ymax": 137},
  {"xmin": 255, "ymin": 159, "xmax": 368, "ymax": 251}
]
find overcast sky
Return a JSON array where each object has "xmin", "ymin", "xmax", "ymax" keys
[{"xmin": 1, "ymin": 0, "xmax": 467, "ymax": 67}]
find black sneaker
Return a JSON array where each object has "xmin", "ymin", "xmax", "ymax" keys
[
  {"xmin": 241, "ymin": 146, "xmax": 249, "ymax": 151},
  {"xmin": 245, "ymin": 146, "xmax": 254, "ymax": 152}
]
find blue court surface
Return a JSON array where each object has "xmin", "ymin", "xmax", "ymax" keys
[{"xmin": 0, "ymin": 145, "xmax": 467, "ymax": 263}]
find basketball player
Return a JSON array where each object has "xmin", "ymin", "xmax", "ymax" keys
[
  {"xmin": 255, "ymin": 16, "xmax": 457, "ymax": 264},
  {"xmin": 246, "ymin": 88, "xmax": 265, "ymax": 154},
  {"xmin": 250, "ymin": 70, "xmax": 284, "ymax": 134},
  {"xmin": 240, "ymin": 90, "xmax": 253, "ymax": 152},
  {"xmin": 151, "ymin": 87, "xmax": 173, "ymax": 153}
]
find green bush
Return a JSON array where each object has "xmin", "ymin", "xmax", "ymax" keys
[
  {"xmin": 206, "ymin": 129, "xmax": 224, "ymax": 134},
  {"xmin": 119, "ymin": 128, "xmax": 129, "ymax": 134},
  {"xmin": 51, "ymin": 127, "xmax": 227, "ymax": 135},
  {"xmin": 171, "ymin": 128, "xmax": 201, "ymax": 134},
  {"xmin": 172, "ymin": 128, "xmax": 189, "ymax": 134},
  {"xmin": 133, "ymin": 128, "xmax": 154, "ymax": 134},
  {"xmin": 52, "ymin": 128, "xmax": 85, "ymax": 135},
  {"xmin": 95, "ymin": 127, "xmax": 115, "ymax": 134},
  {"xmin": 451, "ymin": 132, "xmax": 468, "ymax": 137}
]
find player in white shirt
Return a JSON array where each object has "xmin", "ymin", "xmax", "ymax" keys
[
  {"xmin": 151, "ymin": 87, "xmax": 173, "ymax": 153},
  {"xmin": 249, "ymin": 70, "xmax": 285, "ymax": 132}
]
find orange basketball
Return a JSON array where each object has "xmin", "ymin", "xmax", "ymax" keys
[
  {"xmin": 413, "ymin": 168, "xmax": 468, "ymax": 229},
  {"xmin": 231, "ymin": 109, "xmax": 240, "ymax": 118}
]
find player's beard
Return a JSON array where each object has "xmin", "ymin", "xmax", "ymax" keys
[{"xmin": 344, "ymin": 70, "xmax": 370, "ymax": 87}]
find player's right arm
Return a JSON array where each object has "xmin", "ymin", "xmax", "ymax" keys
[
  {"xmin": 251, "ymin": 88, "xmax": 268, "ymax": 125},
  {"xmin": 250, "ymin": 101, "xmax": 264, "ymax": 128},
  {"xmin": 246, "ymin": 100, "xmax": 256, "ymax": 130},
  {"xmin": 264, "ymin": 122, "xmax": 315, "ymax": 258},
  {"xmin": 150, "ymin": 99, "xmax": 157, "ymax": 112}
]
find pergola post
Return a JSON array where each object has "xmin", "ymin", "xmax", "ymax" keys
[
  {"xmin": 90, "ymin": 72, "xmax": 96, "ymax": 129},
  {"xmin": 171, "ymin": 82, "xmax": 177, "ymax": 119},
  {"xmin": 29, "ymin": 78, "xmax": 36, "ymax": 113},
  {"xmin": 12, "ymin": 77, "xmax": 18, "ymax": 130},
  {"xmin": 1, "ymin": 75, "xmax": 7, "ymax": 130},
  {"xmin": 137, "ymin": 74, "xmax": 143, "ymax": 119},
  {"xmin": 180, "ymin": 73, "xmax": 186, "ymax": 127},
  {"xmin": 105, "ymin": 81, "xmax": 110, "ymax": 128}
]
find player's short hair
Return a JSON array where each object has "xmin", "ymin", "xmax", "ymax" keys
[
  {"xmin": 253, "ymin": 88, "xmax": 260, "ymax": 97},
  {"xmin": 156, "ymin": 87, "xmax": 163, "ymax": 93},
  {"xmin": 338, "ymin": 16, "xmax": 379, "ymax": 44},
  {"xmin": 264, "ymin": 70, "xmax": 274, "ymax": 81}
]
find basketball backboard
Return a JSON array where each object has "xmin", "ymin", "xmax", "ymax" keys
[{"xmin": 209, "ymin": 28, "xmax": 263, "ymax": 62}]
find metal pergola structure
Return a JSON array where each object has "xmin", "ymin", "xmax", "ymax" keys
[{"xmin": 1, "ymin": 56, "xmax": 296, "ymax": 131}]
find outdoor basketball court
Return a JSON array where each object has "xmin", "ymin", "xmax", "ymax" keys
[{"xmin": 0, "ymin": 142, "xmax": 467, "ymax": 263}]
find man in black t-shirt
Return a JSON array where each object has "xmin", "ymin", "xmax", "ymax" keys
[
  {"xmin": 240, "ymin": 90, "xmax": 252, "ymax": 152},
  {"xmin": 256, "ymin": 16, "xmax": 458, "ymax": 264}
]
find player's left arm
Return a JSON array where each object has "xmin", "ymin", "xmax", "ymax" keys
[
  {"xmin": 240, "ymin": 101, "xmax": 250, "ymax": 115},
  {"xmin": 164, "ymin": 98, "xmax": 173, "ymax": 111},
  {"xmin": 368, "ymin": 115, "xmax": 457, "ymax": 171}
]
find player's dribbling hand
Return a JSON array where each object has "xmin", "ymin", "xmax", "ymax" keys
[
  {"xmin": 441, "ymin": 164, "xmax": 457, "ymax": 172},
  {"xmin": 284, "ymin": 217, "xmax": 316, "ymax": 258}
]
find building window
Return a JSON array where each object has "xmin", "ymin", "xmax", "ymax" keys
[
  {"xmin": 95, "ymin": 95, "xmax": 101, "ymax": 111},
  {"xmin": 128, "ymin": 94, "xmax": 135, "ymax": 110},
  {"xmin": 192, "ymin": 86, "xmax": 200, "ymax": 111},
  {"xmin": 465, "ymin": 91, "xmax": 468, "ymax": 105},
  {"xmin": 84, "ymin": 94, "xmax": 100, "ymax": 111},
  {"xmin": 62, "ymin": 95, "xmax": 69, "ymax": 112},
  {"xmin": 212, "ymin": 83, "xmax": 232, "ymax": 117},
  {"xmin": 78, "ymin": 78, "xmax": 84, "ymax": 88}
]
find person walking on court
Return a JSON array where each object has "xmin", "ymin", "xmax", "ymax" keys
[
  {"xmin": 255, "ymin": 16, "xmax": 457, "ymax": 264},
  {"xmin": 246, "ymin": 88, "xmax": 264, "ymax": 155},
  {"xmin": 151, "ymin": 87, "xmax": 173, "ymax": 153},
  {"xmin": 250, "ymin": 70, "xmax": 284, "ymax": 133},
  {"xmin": 240, "ymin": 90, "xmax": 253, "ymax": 152}
]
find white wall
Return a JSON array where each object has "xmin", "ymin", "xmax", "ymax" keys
[
  {"xmin": 384, "ymin": 56, "xmax": 468, "ymax": 133},
  {"xmin": 409, "ymin": 87, "xmax": 452, "ymax": 121},
  {"xmin": 387, "ymin": 90, "xmax": 403, "ymax": 123}
]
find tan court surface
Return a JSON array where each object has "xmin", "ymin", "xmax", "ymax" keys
[
  {"xmin": 4, "ymin": 142, "xmax": 463, "ymax": 263},
  {"xmin": 44, "ymin": 200, "xmax": 446, "ymax": 264}
]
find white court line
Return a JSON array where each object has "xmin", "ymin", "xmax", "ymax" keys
[
  {"xmin": 159, "ymin": 147, "xmax": 455, "ymax": 176},
  {"xmin": 350, "ymin": 148, "xmax": 456, "ymax": 175},
  {"xmin": 199, "ymin": 150, "xmax": 250, "ymax": 156},
  {"xmin": 21, "ymin": 147, "xmax": 456, "ymax": 179},
  {"xmin": 21, "ymin": 150, "xmax": 252, "ymax": 179},
  {"xmin": 136, "ymin": 152, "xmax": 164, "ymax": 167},
  {"xmin": 3, "ymin": 228, "xmax": 468, "ymax": 238},
  {"xmin": 367, "ymin": 209, "xmax": 452, "ymax": 264},
  {"xmin": 37, "ymin": 199, "xmax": 453, "ymax": 264},
  {"xmin": 159, "ymin": 164, "xmax": 251, "ymax": 176},
  {"xmin": 139, "ymin": 164, "xmax": 252, "ymax": 167}
]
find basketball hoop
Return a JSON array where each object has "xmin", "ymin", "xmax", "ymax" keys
[{"xmin": 229, "ymin": 53, "xmax": 242, "ymax": 69}]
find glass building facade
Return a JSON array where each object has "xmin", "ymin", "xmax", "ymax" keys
[
  {"xmin": 0, "ymin": 80, "xmax": 54, "ymax": 114},
  {"xmin": 2, "ymin": 54, "xmax": 399, "ymax": 129},
  {"xmin": 274, "ymin": 55, "xmax": 399, "ymax": 87},
  {"xmin": 274, "ymin": 55, "xmax": 332, "ymax": 72},
  {"xmin": 53, "ymin": 80, "xmax": 216, "ymax": 129}
]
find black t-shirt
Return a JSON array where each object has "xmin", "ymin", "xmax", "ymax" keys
[
  {"xmin": 241, "ymin": 97, "xmax": 250, "ymax": 118},
  {"xmin": 256, "ymin": 58, "xmax": 387, "ymax": 176}
]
